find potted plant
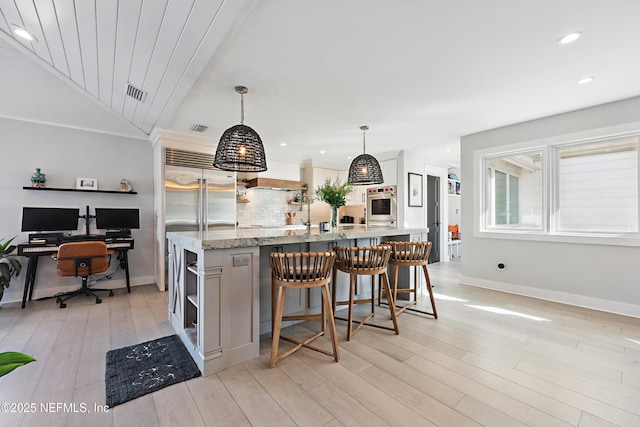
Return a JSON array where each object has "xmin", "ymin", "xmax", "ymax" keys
[
  {"xmin": 314, "ymin": 178, "xmax": 354, "ymax": 231},
  {"xmin": 0, "ymin": 237, "xmax": 22, "ymax": 303}
]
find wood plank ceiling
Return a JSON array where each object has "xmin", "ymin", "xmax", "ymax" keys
[{"xmin": 0, "ymin": 0, "xmax": 251, "ymax": 135}]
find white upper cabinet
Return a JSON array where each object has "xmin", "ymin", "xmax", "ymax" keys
[
  {"xmin": 380, "ymin": 159, "xmax": 398, "ymax": 186},
  {"xmin": 302, "ymin": 166, "xmax": 340, "ymax": 203}
]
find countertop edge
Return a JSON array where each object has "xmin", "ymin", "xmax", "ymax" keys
[{"xmin": 167, "ymin": 227, "xmax": 428, "ymax": 249}]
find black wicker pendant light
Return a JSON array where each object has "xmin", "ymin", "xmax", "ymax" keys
[
  {"xmin": 348, "ymin": 125, "xmax": 383, "ymax": 185},
  {"xmin": 213, "ymin": 86, "xmax": 267, "ymax": 172}
]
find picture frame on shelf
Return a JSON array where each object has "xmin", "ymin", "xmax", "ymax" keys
[
  {"xmin": 76, "ymin": 177, "xmax": 98, "ymax": 190},
  {"xmin": 408, "ymin": 172, "xmax": 423, "ymax": 207}
]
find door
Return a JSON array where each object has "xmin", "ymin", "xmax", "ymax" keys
[
  {"xmin": 426, "ymin": 175, "xmax": 440, "ymax": 263},
  {"xmin": 203, "ymin": 169, "xmax": 236, "ymax": 230},
  {"xmin": 165, "ymin": 165, "xmax": 203, "ymax": 232}
]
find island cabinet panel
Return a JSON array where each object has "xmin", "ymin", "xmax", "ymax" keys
[{"xmin": 167, "ymin": 236, "xmax": 259, "ymax": 376}]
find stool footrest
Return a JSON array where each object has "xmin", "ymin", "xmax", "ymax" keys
[
  {"xmin": 279, "ymin": 335, "xmax": 336, "ymax": 357},
  {"xmin": 379, "ymin": 300, "xmax": 436, "ymax": 317},
  {"xmin": 282, "ymin": 313, "xmax": 323, "ymax": 322},
  {"xmin": 335, "ymin": 298, "xmax": 372, "ymax": 307}
]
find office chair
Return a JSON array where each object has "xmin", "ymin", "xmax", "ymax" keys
[{"xmin": 53, "ymin": 241, "xmax": 114, "ymax": 308}]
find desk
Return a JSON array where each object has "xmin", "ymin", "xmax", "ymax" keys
[{"xmin": 17, "ymin": 236, "xmax": 134, "ymax": 308}]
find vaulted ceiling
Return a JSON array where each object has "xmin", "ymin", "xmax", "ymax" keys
[{"xmin": 2, "ymin": 0, "xmax": 640, "ymax": 169}]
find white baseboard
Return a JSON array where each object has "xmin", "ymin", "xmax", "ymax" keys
[
  {"xmin": 459, "ymin": 275, "xmax": 640, "ymax": 319},
  {"xmin": 3, "ymin": 275, "xmax": 157, "ymax": 305}
]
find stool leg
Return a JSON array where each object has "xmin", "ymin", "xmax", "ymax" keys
[
  {"xmin": 422, "ymin": 264, "xmax": 438, "ymax": 319},
  {"xmin": 270, "ymin": 285, "xmax": 286, "ymax": 368},
  {"xmin": 370, "ymin": 275, "xmax": 375, "ymax": 314},
  {"xmin": 321, "ymin": 280, "xmax": 326, "ymax": 335},
  {"xmin": 392, "ymin": 262, "xmax": 400, "ymax": 311},
  {"xmin": 322, "ymin": 284, "xmax": 340, "ymax": 362},
  {"xmin": 271, "ymin": 277, "xmax": 276, "ymax": 337},
  {"xmin": 347, "ymin": 273, "xmax": 356, "ymax": 341},
  {"xmin": 332, "ymin": 265, "xmax": 338, "ymax": 314},
  {"xmin": 381, "ymin": 272, "xmax": 399, "ymax": 334}
]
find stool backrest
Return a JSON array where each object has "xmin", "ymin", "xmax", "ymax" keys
[
  {"xmin": 333, "ymin": 245, "xmax": 391, "ymax": 271},
  {"xmin": 270, "ymin": 251, "xmax": 335, "ymax": 283},
  {"xmin": 382, "ymin": 241, "xmax": 432, "ymax": 263}
]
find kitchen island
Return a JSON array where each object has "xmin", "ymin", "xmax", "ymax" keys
[{"xmin": 166, "ymin": 225, "xmax": 428, "ymax": 375}]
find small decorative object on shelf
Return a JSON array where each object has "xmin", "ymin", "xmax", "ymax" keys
[
  {"xmin": 76, "ymin": 177, "xmax": 98, "ymax": 190},
  {"xmin": 118, "ymin": 179, "xmax": 133, "ymax": 192},
  {"xmin": 30, "ymin": 168, "xmax": 46, "ymax": 188}
]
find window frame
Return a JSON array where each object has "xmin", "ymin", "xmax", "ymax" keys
[
  {"xmin": 550, "ymin": 134, "xmax": 639, "ymax": 235},
  {"xmin": 474, "ymin": 130, "xmax": 640, "ymax": 247},
  {"xmin": 480, "ymin": 146, "xmax": 547, "ymax": 234}
]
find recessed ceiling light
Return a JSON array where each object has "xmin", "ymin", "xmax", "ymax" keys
[
  {"xmin": 446, "ymin": 149, "xmax": 452, "ymax": 153},
  {"xmin": 558, "ymin": 31, "xmax": 582, "ymax": 45},
  {"xmin": 320, "ymin": 150, "xmax": 325, "ymax": 154},
  {"xmin": 347, "ymin": 156, "xmax": 352, "ymax": 159},
  {"xmin": 577, "ymin": 76, "xmax": 595, "ymax": 85},
  {"xmin": 280, "ymin": 142, "xmax": 286, "ymax": 146},
  {"xmin": 10, "ymin": 24, "xmax": 37, "ymax": 42}
]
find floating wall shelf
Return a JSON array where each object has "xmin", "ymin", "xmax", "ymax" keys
[{"xmin": 23, "ymin": 186, "xmax": 137, "ymax": 195}]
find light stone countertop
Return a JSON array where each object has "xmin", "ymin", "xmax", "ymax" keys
[{"xmin": 167, "ymin": 225, "xmax": 428, "ymax": 249}]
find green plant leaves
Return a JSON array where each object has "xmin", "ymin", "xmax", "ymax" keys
[
  {"xmin": 0, "ymin": 352, "xmax": 36, "ymax": 377},
  {"xmin": 0, "ymin": 237, "xmax": 22, "ymax": 289},
  {"xmin": 314, "ymin": 178, "xmax": 353, "ymax": 208}
]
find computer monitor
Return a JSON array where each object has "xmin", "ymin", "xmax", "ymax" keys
[
  {"xmin": 21, "ymin": 207, "xmax": 80, "ymax": 232},
  {"xmin": 95, "ymin": 208, "xmax": 140, "ymax": 231}
]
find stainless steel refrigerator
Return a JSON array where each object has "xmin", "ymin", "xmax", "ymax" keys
[{"xmin": 165, "ymin": 164, "xmax": 236, "ymax": 233}]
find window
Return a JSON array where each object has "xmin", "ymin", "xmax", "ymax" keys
[
  {"xmin": 555, "ymin": 136, "xmax": 638, "ymax": 233},
  {"xmin": 478, "ymin": 132, "xmax": 640, "ymax": 242},
  {"xmin": 484, "ymin": 150, "xmax": 543, "ymax": 230}
]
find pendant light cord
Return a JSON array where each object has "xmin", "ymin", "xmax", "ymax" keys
[
  {"xmin": 362, "ymin": 127, "xmax": 366, "ymax": 154},
  {"xmin": 240, "ymin": 93, "xmax": 245, "ymax": 125}
]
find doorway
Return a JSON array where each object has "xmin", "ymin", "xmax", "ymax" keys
[{"xmin": 426, "ymin": 175, "xmax": 440, "ymax": 263}]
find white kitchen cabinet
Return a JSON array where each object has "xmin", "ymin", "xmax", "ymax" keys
[
  {"xmin": 302, "ymin": 166, "xmax": 341, "ymax": 203},
  {"xmin": 380, "ymin": 159, "xmax": 398, "ymax": 185},
  {"xmin": 167, "ymin": 236, "xmax": 260, "ymax": 376}
]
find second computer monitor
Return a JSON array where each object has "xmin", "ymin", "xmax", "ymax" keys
[{"xmin": 95, "ymin": 208, "xmax": 140, "ymax": 231}]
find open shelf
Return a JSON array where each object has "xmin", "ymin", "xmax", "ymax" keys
[
  {"xmin": 23, "ymin": 186, "xmax": 137, "ymax": 194},
  {"xmin": 186, "ymin": 294, "xmax": 198, "ymax": 308}
]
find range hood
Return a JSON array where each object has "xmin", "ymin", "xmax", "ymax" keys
[{"xmin": 240, "ymin": 177, "xmax": 307, "ymax": 191}]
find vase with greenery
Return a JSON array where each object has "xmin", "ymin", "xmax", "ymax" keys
[
  {"xmin": 314, "ymin": 178, "xmax": 354, "ymax": 231},
  {"xmin": 0, "ymin": 237, "xmax": 22, "ymax": 303}
]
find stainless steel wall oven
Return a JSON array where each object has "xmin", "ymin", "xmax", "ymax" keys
[{"xmin": 366, "ymin": 185, "xmax": 397, "ymax": 226}]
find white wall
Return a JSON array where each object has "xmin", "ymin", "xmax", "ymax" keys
[
  {"xmin": 0, "ymin": 117, "xmax": 155, "ymax": 304},
  {"xmin": 461, "ymin": 96, "xmax": 640, "ymax": 317}
]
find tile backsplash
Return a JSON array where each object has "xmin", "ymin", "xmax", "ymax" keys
[
  {"xmin": 236, "ymin": 187, "xmax": 366, "ymax": 227},
  {"xmin": 236, "ymin": 188, "xmax": 304, "ymax": 227}
]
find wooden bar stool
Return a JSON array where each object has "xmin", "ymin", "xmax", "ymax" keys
[
  {"xmin": 269, "ymin": 251, "xmax": 339, "ymax": 368},
  {"xmin": 379, "ymin": 241, "xmax": 438, "ymax": 318},
  {"xmin": 332, "ymin": 245, "xmax": 399, "ymax": 341}
]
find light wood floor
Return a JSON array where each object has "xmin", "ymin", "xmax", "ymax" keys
[{"xmin": 1, "ymin": 260, "xmax": 639, "ymax": 426}]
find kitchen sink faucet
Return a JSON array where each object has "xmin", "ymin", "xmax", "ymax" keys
[{"xmin": 300, "ymin": 193, "xmax": 311, "ymax": 231}]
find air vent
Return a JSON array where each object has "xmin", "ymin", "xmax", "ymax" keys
[
  {"xmin": 190, "ymin": 124, "xmax": 208, "ymax": 132},
  {"xmin": 165, "ymin": 148, "xmax": 217, "ymax": 170},
  {"xmin": 126, "ymin": 83, "xmax": 146, "ymax": 102}
]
